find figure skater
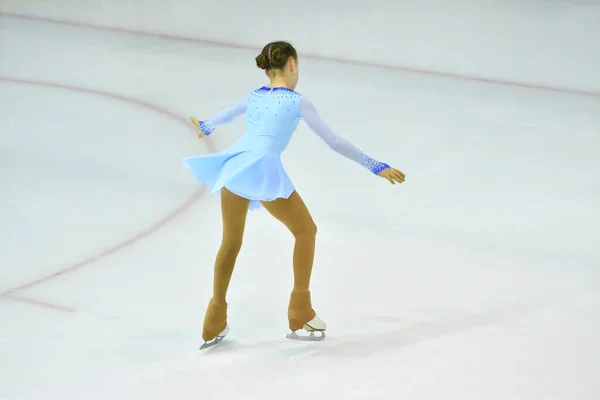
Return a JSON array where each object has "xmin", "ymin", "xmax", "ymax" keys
[{"xmin": 183, "ymin": 41, "xmax": 405, "ymax": 349}]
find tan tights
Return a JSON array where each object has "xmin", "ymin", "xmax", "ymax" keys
[{"xmin": 202, "ymin": 187, "xmax": 318, "ymax": 341}]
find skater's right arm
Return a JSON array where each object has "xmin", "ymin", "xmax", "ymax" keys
[
  {"xmin": 299, "ymin": 96, "xmax": 405, "ymax": 184},
  {"xmin": 190, "ymin": 96, "xmax": 247, "ymax": 137}
]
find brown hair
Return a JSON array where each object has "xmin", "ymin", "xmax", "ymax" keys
[{"xmin": 255, "ymin": 41, "xmax": 297, "ymax": 70}]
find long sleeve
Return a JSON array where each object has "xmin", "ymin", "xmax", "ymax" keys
[
  {"xmin": 299, "ymin": 96, "xmax": 389, "ymax": 174},
  {"xmin": 198, "ymin": 96, "xmax": 247, "ymax": 135}
]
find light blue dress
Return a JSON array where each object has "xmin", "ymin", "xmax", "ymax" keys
[{"xmin": 183, "ymin": 86, "xmax": 389, "ymax": 210}]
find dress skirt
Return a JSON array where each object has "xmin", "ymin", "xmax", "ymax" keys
[{"xmin": 182, "ymin": 146, "xmax": 295, "ymax": 211}]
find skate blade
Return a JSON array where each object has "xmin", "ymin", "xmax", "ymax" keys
[
  {"xmin": 286, "ymin": 330, "xmax": 326, "ymax": 342},
  {"xmin": 199, "ymin": 324, "xmax": 229, "ymax": 350},
  {"xmin": 199, "ymin": 335, "xmax": 226, "ymax": 350}
]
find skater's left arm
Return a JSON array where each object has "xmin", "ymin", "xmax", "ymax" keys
[{"xmin": 190, "ymin": 96, "xmax": 247, "ymax": 137}]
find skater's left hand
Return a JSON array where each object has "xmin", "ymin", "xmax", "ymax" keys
[{"xmin": 190, "ymin": 116, "xmax": 207, "ymax": 138}]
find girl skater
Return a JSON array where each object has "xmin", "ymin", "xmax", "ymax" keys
[{"xmin": 184, "ymin": 41, "xmax": 405, "ymax": 349}]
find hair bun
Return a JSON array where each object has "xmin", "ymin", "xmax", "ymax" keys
[
  {"xmin": 255, "ymin": 41, "xmax": 298, "ymax": 70},
  {"xmin": 255, "ymin": 53, "xmax": 269, "ymax": 70}
]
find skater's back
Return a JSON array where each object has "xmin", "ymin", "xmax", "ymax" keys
[{"xmin": 239, "ymin": 86, "xmax": 303, "ymax": 154}]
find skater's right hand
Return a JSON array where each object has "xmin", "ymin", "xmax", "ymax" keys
[
  {"xmin": 190, "ymin": 116, "xmax": 207, "ymax": 138},
  {"xmin": 378, "ymin": 167, "xmax": 405, "ymax": 185}
]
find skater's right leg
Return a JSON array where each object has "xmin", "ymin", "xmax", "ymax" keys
[
  {"xmin": 202, "ymin": 187, "xmax": 249, "ymax": 342},
  {"xmin": 261, "ymin": 191, "xmax": 317, "ymax": 293},
  {"xmin": 261, "ymin": 191, "xmax": 324, "ymax": 332}
]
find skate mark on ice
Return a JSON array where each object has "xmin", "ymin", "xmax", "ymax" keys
[
  {"xmin": 197, "ymin": 334, "xmax": 326, "ymax": 360},
  {"xmin": 302, "ymin": 302, "xmax": 544, "ymax": 359}
]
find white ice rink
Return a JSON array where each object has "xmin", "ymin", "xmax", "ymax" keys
[{"xmin": 1, "ymin": 10, "xmax": 600, "ymax": 400}]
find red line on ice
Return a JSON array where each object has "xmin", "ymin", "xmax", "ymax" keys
[
  {"xmin": 0, "ymin": 77, "xmax": 216, "ymax": 311},
  {"xmin": 1, "ymin": 11, "xmax": 599, "ymax": 98}
]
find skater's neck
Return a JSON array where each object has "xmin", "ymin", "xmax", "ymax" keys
[{"xmin": 267, "ymin": 77, "xmax": 293, "ymax": 90}]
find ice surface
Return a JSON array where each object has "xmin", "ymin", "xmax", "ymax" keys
[{"xmin": 1, "ymin": 16, "xmax": 599, "ymax": 400}]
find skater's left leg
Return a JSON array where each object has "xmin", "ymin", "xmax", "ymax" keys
[
  {"xmin": 202, "ymin": 187, "xmax": 250, "ymax": 342},
  {"xmin": 211, "ymin": 187, "xmax": 250, "ymax": 304}
]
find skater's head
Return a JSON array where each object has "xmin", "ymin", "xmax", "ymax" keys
[{"xmin": 255, "ymin": 41, "xmax": 299, "ymax": 90}]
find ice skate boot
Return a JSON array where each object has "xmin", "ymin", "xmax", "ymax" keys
[
  {"xmin": 199, "ymin": 299, "xmax": 229, "ymax": 350},
  {"xmin": 286, "ymin": 291, "xmax": 326, "ymax": 342}
]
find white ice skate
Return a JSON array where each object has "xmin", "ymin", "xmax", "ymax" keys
[
  {"xmin": 286, "ymin": 315, "xmax": 326, "ymax": 342},
  {"xmin": 199, "ymin": 324, "xmax": 229, "ymax": 350}
]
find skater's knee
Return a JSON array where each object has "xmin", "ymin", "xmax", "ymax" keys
[
  {"xmin": 308, "ymin": 221, "xmax": 317, "ymax": 237},
  {"xmin": 220, "ymin": 236, "xmax": 243, "ymax": 255},
  {"xmin": 293, "ymin": 221, "xmax": 317, "ymax": 239}
]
